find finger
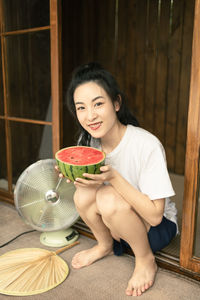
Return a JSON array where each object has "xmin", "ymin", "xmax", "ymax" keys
[
  {"xmin": 100, "ymin": 165, "xmax": 110, "ymax": 172},
  {"xmin": 73, "ymin": 180, "xmax": 92, "ymax": 188},
  {"xmin": 82, "ymin": 173, "xmax": 103, "ymax": 180},
  {"xmin": 75, "ymin": 177, "xmax": 100, "ymax": 186}
]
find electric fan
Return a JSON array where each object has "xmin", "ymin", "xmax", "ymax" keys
[{"xmin": 14, "ymin": 159, "xmax": 79, "ymax": 247}]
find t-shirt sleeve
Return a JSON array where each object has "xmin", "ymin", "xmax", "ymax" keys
[{"xmin": 138, "ymin": 142, "xmax": 175, "ymax": 200}]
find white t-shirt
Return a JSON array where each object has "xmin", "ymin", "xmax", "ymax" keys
[{"xmin": 90, "ymin": 125, "xmax": 178, "ymax": 231}]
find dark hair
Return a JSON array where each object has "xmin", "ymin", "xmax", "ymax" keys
[{"xmin": 66, "ymin": 62, "xmax": 139, "ymax": 146}]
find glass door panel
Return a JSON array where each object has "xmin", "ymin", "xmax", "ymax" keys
[
  {"xmin": 10, "ymin": 121, "xmax": 52, "ymax": 186},
  {"xmin": 0, "ymin": 0, "xmax": 62, "ymax": 204},
  {"xmin": 0, "ymin": 120, "xmax": 8, "ymax": 191},
  {"xmin": 5, "ymin": 30, "xmax": 51, "ymax": 121},
  {"xmin": 2, "ymin": 0, "xmax": 50, "ymax": 32}
]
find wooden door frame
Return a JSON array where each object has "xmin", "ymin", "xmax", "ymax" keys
[
  {"xmin": 50, "ymin": 0, "xmax": 63, "ymax": 155},
  {"xmin": 180, "ymin": 0, "xmax": 200, "ymax": 273}
]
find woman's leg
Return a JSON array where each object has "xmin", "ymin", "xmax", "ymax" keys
[
  {"xmin": 96, "ymin": 185, "xmax": 157, "ymax": 297},
  {"xmin": 71, "ymin": 186, "xmax": 113, "ymax": 269}
]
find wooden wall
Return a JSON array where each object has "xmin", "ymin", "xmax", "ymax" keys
[{"xmin": 62, "ymin": 0, "xmax": 195, "ymax": 175}]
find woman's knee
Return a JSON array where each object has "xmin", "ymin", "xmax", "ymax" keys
[
  {"xmin": 73, "ymin": 188, "xmax": 96, "ymax": 211},
  {"xmin": 96, "ymin": 186, "xmax": 131, "ymax": 218}
]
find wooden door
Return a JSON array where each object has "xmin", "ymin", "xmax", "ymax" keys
[
  {"xmin": 180, "ymin": 0, "xmax": 200, "ymax": 273},
  {"xmin": 0, "ymin": 0, "xmax": 62, "ymax": 203}
]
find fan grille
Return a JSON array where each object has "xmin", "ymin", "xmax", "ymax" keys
[{"xmin": 14, "ymin": 159, "xmax": 79, "ymax": 231}]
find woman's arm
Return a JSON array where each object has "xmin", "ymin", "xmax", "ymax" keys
[{"xmin": 109, "ymin": 168, "xmax": 165, "ymax": 226}]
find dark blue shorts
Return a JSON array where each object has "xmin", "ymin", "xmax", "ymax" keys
[{"xmin": 113, "ymin": 216, "xmax": 177, "ymax": 256}]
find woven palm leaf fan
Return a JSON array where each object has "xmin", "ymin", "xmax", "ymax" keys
[
  {"xmin": 0, "ymin": 159, "xmax": 80, "ymax": 296},
  {"xmin": 0, "ymin": 243, "xmax": 79, "ymax": 296}
]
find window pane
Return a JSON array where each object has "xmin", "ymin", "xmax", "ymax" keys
[
  {"xmin": 5, "ymin": 31, "xmax": 51, "ymax": 121},
  {"xmin": 0, "ymin": 120, "xmax": 8, "ymax": 191},
  {"xmin": 2, "ymin": 0, "xmax": 49, "ymax": 32},
  {"xmin": 10, "ymin": 121, "xmax": 52, "ymax": 186},
  {"xmin": 0, "ymin": 44, "xmax": 4, "ymax": 115}
]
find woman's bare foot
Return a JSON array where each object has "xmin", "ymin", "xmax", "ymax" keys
[
  {"xmin": 125, "ymin": 254, "xmax": 157, "ymax": 297},
  {"xmin": 71, "ymin": 244, "xmax": 113, "ymax": 269}
]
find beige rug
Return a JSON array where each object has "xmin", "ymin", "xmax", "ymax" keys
[{"xmin": 0, "ymin": 202, "xmax": 200, "ymax": 300}]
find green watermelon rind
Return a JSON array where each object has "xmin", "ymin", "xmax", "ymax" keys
[{"xmin": 55, "ymin": 146, "xmax": 106, "ymax": 181}]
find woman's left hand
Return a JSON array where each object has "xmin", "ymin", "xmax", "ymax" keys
[{"xmin": 74, "ymin": 165, "xmax": 116, "ymax": 187}]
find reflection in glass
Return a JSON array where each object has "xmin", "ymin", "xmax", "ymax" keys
[
  {"xmin": 2, "ymin": 0, "xmax": 49, "ymax": 32},
  {"xmin": 5, "ymin": 30, "xmax": 51, "ymax": 121},
  {"xmin": 194, "ymin": 152, "xmax": 200, "ymax": 257},
  {"xmin": 0, "ymin": 120, "xmax": 8, "ymax": 191},
  {"xmin": 10, "ymin": 121, "xmax": 52, "ymax": 186},
  {"xmin": 0, "ymin": 43, "xmax": 4, "ymax": 115}
]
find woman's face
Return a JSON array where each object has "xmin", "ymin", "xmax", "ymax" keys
[{"xmin": 74, "ymin": 81, "xmax": 120, "ymax": 139}]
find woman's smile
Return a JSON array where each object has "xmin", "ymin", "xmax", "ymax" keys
[{"xmin": 88, "ymin": 122, "xmax": 103, "ymax": 131}]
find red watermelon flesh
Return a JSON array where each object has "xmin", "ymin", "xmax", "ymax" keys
[{"xmin": 57, "ymin": 147, "xmax": 104, "ymax": 165}]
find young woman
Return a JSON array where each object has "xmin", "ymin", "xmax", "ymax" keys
[{"xmin": 65, "ymin": 62, "xmax": 178, "ymax": 297}]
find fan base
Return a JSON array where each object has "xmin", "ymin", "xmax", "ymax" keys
[{"xmin": 40, "ymin": 228, "xmax": 79, "ymax": 247}]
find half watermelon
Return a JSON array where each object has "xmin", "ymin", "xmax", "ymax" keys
[{"xmin": 55, "ymin": 146, "xmax": 106, "ymax": 181}]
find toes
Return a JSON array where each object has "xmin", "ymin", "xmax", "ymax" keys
[
  {"xmin": 131, "ymin": 288, "xmax": 137, "ymax": 297},
  {"xmin": 141, "ymin": 285, "xmax": 146, "ymax": 292},
  {"xmin": 148, "ymin": 280, "xmax": 153, "ymax": 287},
  {"xmin": 137, "ymin": 289, "xmax": 142, "ymax": 296},
  {"xmin": 71, "ymin": 254, "xmax": 82, "ymax": 269},
  {"xmin": 132, "ymin": 287, "xmax": 142, "ymax": 297},
  {"xmin": 144, "ymin": 283, "xmax": 149, "ymax": 290},
  {"xmin": 126, "ymin": 281, "xmax": 143, "ymax": 297},
  {"xmin": 72, "ymin": 261, "xmax": 82, "ymax": 269},
  {"xmin": 125, "ymin": 290, "xmax": 132, "ymax": 296},
  {"xmin": 71, "ymin": 260, "xmax": 79, "ymax": 268},
  {"xmin": 125, "ymin": 281, "xmax": 133, "ymax": 296},
  {"xmin": 126, "ymin": 282, "xmax": 151, "ymax": 297}
]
